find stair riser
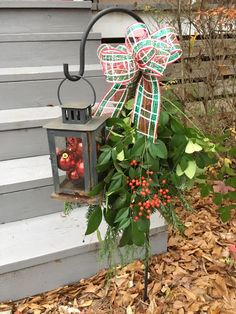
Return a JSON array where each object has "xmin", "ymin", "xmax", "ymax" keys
[
  {"xmin": 0, "ymin": 128, "xmax": 49, "ymax": 161},
  {"xmin": 0, "ymin": 76, "xmax": 108, "ymax": 110},
  {"xmin": 0, "ymin": 40, "xmax": 100, "ymax": 67},
  {"xmin": 0, "ymin": 228, "xmax": 168, "ymax": 302},
  {"xmin": 0, "ymin": 8, "xmax": 92, "ymax": 34},
  {"xmin": 0, "ymin": 185, "xmax": 62, "ymax": 224}
]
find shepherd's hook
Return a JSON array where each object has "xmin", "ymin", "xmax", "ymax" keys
[{"xmin": 63, "ymin": 7, "xmax": 144, "ymax": 81}]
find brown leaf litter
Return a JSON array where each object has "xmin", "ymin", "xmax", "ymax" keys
[{"xmin": 1, "ymin": 191, "xmax": 236, "ymax": 314}]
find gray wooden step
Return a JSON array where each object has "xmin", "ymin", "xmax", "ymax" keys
[
  {"xmin": 0, "ymin": 32, "xmax": 101, "ymax": 67},
  {"xmin": 0, "ymin": 155, "xmax": 63, "ymax": 223},
  {"xmin": 0, "ymin": 107, "xmax": 61, "ymax": 160},
  {"xmin": 0, "ymin": 66, "xmax": 108, "ymax": 110},
  {"xmin": 0, "ymin": 1, "xmax": 93, "ymax": 34},
  {"xmin": 0, "ymin": 207, "xmax": 167, "ymax": 302},
  {"xmin": 0, "ymin": 64, "xmax": 102, "ymax": 82}
]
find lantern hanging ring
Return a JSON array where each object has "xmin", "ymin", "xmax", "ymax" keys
[
  {"xmin": 63, "ymin": 7, "xmax": 145, "ymax": 82},
  {"xmin": 57, "ymin": 75, "xmax": 97, "ymax": 107}
]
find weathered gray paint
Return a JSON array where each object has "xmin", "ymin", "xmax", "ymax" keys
[
  {"xmin": 0, "ymin": 32, "xmax": 101, "ymax": 42},
  {"xmin": 0, "ymin": 185, "xmax": 62, "ymax": 224},
  {"xmin": 0, "ymin": 65, "xmax": 102, "ymax": 82},
  {"xmin": 0, "ymin": 77, "xmax": 108, "ymax": 109},
  {"xmin": 0, "ymin": 127, "xmax": 49, "ymax": 161},
  {"xmin": 0, "ymin": 206, "xmax": 167, "ymax": 302},
  {"xmin": 0, "ymin": 1, "xmax": 92, "ymax": 9},
  {"xmin": 0, "ymin": 7, "xmax": 92, "ymax": 34},
  {"xmin": 0, "ymin": 106, "xmax": 61, "ymax": 131},
  {"xmin": 0, "ymin": 155, "xmax": 52, "ymax": 194},
  {"xmin": 0, "ymin": 229, "xmax": 167, "ymax": 302},
  {"xmin": 0, "ymin": 39, "xmax": 100, "ymax": 67}
]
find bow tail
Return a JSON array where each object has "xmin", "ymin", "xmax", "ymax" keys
[
  {"xmin": 132, "ymin": 75, "xmax": 161, "ymax": 142},
  {"xmin": 94, "ymin": 83, "xmax": 131, "ymax": 118}
]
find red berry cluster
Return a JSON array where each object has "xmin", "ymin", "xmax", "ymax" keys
[{"xmin": 127, "ymin": 161, "xmax": 172, "ymax": 222}]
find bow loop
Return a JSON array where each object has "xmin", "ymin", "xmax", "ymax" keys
[{"xmin": 95, "ymin": 22, "xmax": 182, "ymax": 141}]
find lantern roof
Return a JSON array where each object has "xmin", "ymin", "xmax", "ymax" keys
[
  {"xmin": 61, "ymin": 102, "xmax": 91, "ymax": 110},
  {"xmin": 44, "ymin": 115, "xmax": 107, "ymax": 132}
]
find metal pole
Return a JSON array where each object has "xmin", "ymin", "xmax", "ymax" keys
[
  {"xmin": 63, "ymin": 7, "xmax": 144, "ymax": 81},
  {"xmin": 143, "ymin": 232, "xmax": 149, "ymax": 302}
]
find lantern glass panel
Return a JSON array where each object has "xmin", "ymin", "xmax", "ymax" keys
[{"xmin": 55, "ymin": 135, "xmax": 86, "ymax": 192}]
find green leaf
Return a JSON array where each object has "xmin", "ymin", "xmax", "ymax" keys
[
  {"xmin": 185, "ymin": 140, "xmax": 202, "ymax": 154},
  {"xmin": 137, "ymin": 219, "xmax": 150, "ymax": 233},
  {"xmin": 119, "ymin": 217, "xmax": 131, "ymax": 229},
  {"xmin": 184, "ymin": 160, "xmax": 197, "ymax": 179},
  {"xmin": 119, "ymin": 225, "xmax": 133, "ymax": 247},
  {"xmin": 132, "ymin": 221, "xmax": 145, "ymax": 246},
  {"xmin": 180, "ymin": 156, "xmax": 189, "ymax": 171},
  {"xmin": 85, "ymin": 206, "xmax": 102, "ymax": 235},
  {"xmin": 226, "ymin": 177, "xmax": 236, "ymax": 188},
  {"xmin": 227, "ymin": 191, "xmax": 236, "ymax": 201},
  {"xmin": 125, "ymin": 98, "xmax": 134, "ymax": 110},
  {"xmin": 213, "ymin": 193, "xmax": 223, "ymax": 205},
  {"xmin": 98, "ymin": 150, "xmax": 112, "ymax": 165},
  {"xmin": 88, "ymin": 181, "xmax": 104, "ymax": 196},
  {"xmin": 111, "ymin": 148, "xmax": 117, "ymax": 160},
  {"xmin": 112, "ymin": 192, "xmax": 129, "ymax": 210},
  {"xmin": 107, "ymin": 174, "xmax": 123, "ymax": 195},
  {"xmin": 176, "ymin": 164, "xmax": 184, "ymax": 176},
  {"xmin": 117, "ymin": 150, "xmax": 125, "ymax": 161},
  {"xmin": 196, "ymin": 153, "xmax": 207, "ymax": 169},
  {"xmin": 145, "ymin": 152, "xmax": 159, "ymax": 172},
  {"xmin": 114, "ymin": 207, "xmax": 130, "ymax": 223},
  {"xmin": 130, "ymin": 136, "xmax": 145, "ymax": 157},
  {"xmin": 171, "ymin": 118, "xmax": 185, "ymax": 134},
  {"xmin": 106, "ymin": 117, "xmax": 125, "ymax": 128},
  {"xmin": 159, "ymin": 111, "xmax": 169, "ymax": 127},
  {"xmin": 219, "ymin": 205, "xmax": 235, "ymax": 222},
  {"xmin": 129, "ymin": 167, "xmax": 136, "ymax": 179},
  {"xmin": 149, "ymin": 140, "xmax": 168, "ymax": 159},
  {"xmin": 200, "ymin": 183, "xmax": 211, "ymax": 197},
  {"xmin": 229, "ymin": 146, "xmax": 236, "ymax": 157}
]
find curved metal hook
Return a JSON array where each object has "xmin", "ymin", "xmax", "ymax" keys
[
  {"xmin": 63, "ymin": 7, "xmax": 145, "ymax": 81},
  {"xmin": 57, "ymin": 75, "xmax": 97, "ymax": 107}
]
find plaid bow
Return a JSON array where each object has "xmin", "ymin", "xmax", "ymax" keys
[{"xmin": 94, "ymin": 23, "xmax": 182, "ymax": 141}]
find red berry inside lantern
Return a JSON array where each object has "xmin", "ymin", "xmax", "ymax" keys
[
  {"xmin": 58, "ymin": 151, "xmax": 75, "ymax": 171},
  {"xmin": 67, "ymin": 169, "xmax": 80, "ymax": 181},
  {"xmin": 76, "ymin": 160, "xmax": 84, "ymax": 177}
]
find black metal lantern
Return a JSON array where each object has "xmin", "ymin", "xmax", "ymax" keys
[{"xmin": 44, "ymin": 77, "xmax": 107, "ymax": 202}]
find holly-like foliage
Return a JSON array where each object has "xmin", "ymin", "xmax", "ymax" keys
[{"xmin": 85, "ymin": 97, "xmax": 221, "ymax": 250}]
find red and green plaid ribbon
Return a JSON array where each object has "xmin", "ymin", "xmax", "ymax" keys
[{"xmin": 94, "ymin": 23, "xmax": 182, "ymax": 141}]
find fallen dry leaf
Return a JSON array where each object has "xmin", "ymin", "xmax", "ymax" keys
[{"xmin": 0, "ymin": 189, "xmax": 235, "ymax": 314}]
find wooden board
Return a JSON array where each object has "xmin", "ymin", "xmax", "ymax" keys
[{"xmin": 182, "ymin": 38, "xmax": 236, "ymax": 58}]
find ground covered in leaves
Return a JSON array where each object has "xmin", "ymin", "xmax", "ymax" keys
[{"xmin": 1, "ymin": 193, "xmax": 236, "ymax": 314}]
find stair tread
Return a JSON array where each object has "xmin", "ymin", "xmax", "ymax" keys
[
  {"xmin": 0, "ymin": 155, "xmax": 52, "ymax": 194},
  {"xmin": 0, "ymin": 64, "xmax": 102, "ymax": 82},
  {"xmin": 0, "ymin": 106, "xmax": 61, "ymax": 130},
  {"xmin": 0, "ymin": 32, "xmax": 101, "ymax": 42},
  {"xmin": 0, "ymin": 207, "xmax": 166, "ymax": 275},
  {"xmin": 0, "ymin": 207, "xmax": 96, "ymax": 274},
  {"xmin": 0, "ymin": 0, "xmax": 92, "ymax": 9}
]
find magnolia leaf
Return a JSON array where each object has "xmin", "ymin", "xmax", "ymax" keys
[
  {"xmin": 117, "ymin": 150, "xmax": 125, "ymax": 161},
  {"xmin": 119, "ymin": 217, "xmax": 131, "ymax": 229},
  {"xmin": 125, "ymin": 98, "xmax": 134, "ymax": 110},
  {"xmin": 114, "ymin": 207, "xmax": 129, "ymax": 223},
  {"xmin": 184, "ymin": 160, "xmax": 197, "ymax": 179},
  {"xmin": 185, "ymin": 140, "xmax": 202, "ymax": 154},
  {"xmin": 176, "ymin": 164, "xmax": 184, "ymax": 176},
  {"xmin": 132, "ymin": 222, "xmax": 145, "ymax": 246},
  {"xmin": 85, "ymin": 206, "xmax": 102, "ymax": 235}
]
